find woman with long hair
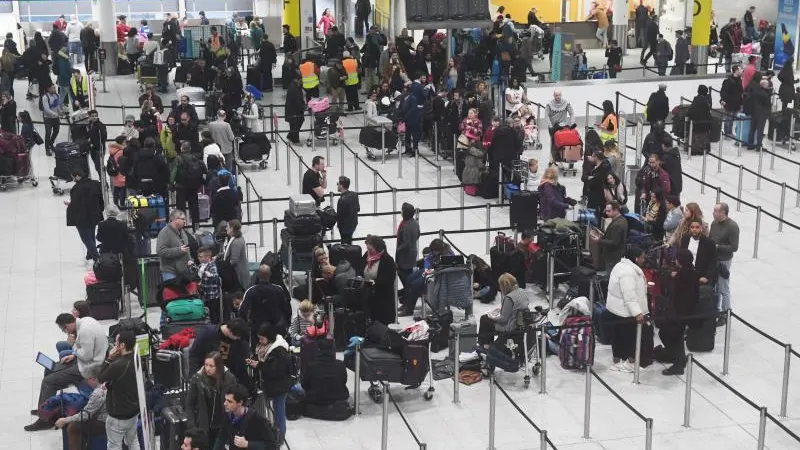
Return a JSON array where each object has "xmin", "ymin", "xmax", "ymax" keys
[
  {"xmin": 185, "ymin": 351, "xmax": 237, "ymax": 446},
  {"xmin": 539, "ymin": 167, "xmax": 571, "ymax": 221},
  {"xmin": 597, "ymin": 99, "xmax": 618, "ymax": 143},
  {"xmin": 644, "ymin": 191, "xmax": 667, "ymax": 241},
  {"xmin": 603, "ymin": 172, "xmax": 628, "ymax": 208},
  {"xmin": 668, "ymin": 202, "xmax": 708, "ymax": 246},
  {"xmin": 395, "ymin": 202, "xmax": 420, "ymax": 298},
  {"xmin": 221, "ymin": 219, "xmax": 250, "ymax": 290},
  {"xmin": 246, "ymin": 324, "xmax": 294, "ymax": 444},
  {"xmin": 363, "ymin": 235, "xmax": 398, "ymax": 324}
]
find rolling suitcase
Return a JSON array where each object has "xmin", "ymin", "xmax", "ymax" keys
[
  {"xmin": 449, "ymin": 319, "xmax": 477, "ymax": 358},
  {"xmin": 152, "ymin": 350, "xmax": 184, "ymax": 390},
  {"xmin": 734, "ymin": 113, "xmax": 750, "ymax": 144},
  {"xmin": 710, "ymin": 114, "xmax": 723, "ymax": 143},
  {"xmin": 400, "ymin": 343, "xmax": 429, "ymax": 384},
  {"xmin": 478, "ymin": 170, "xmax": 499, "ymax": 199},
  {"xmin": 246, "ymin": 65, "xmax": 263, "ymax": 90},
  {"xmin": 86, "ymin": 281, "xmax": 121, "ymax": 320},
  {"xmin": 280, "ymin": 228, "xmax": 322, "ymax": 252},
  {"xmin": 197, "ymin": 192, "xmax": 210, "ymax": 222},
  {"xmin": 136, "ymin": 256, "xmax": 162, "ymax": 310},
  {"xmin": 289, "ymin": 195, "xmax": 317, "ymax": 215},
  {"xmin": 160, "ymin": 405, "xmax": 188, "ymax": 450},
  {"xmin": 328, "ymin": 243, "xmax": 364, "ymax": 274},
  {"xmin": 358, "ymin": 347, "xmax": 405, "ymax": 381},
  {"xmin": 300, "ymin": 335, "xmax": 335, "ymax": 377},
  {"xmin": 509, "ymin": 190, "xmax": 539, "ymax": 230},
  {"xmin": 333, "ymin": 308, "xmax": 368, "ymax": 351},
  {"xmin": 284, "ymin": 210, "xmax": 322, "ymax": 235}
]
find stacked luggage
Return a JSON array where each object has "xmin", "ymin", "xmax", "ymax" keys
[
  {"xmin": 0, "ymin": 131, "xmax": 36, "ymax": 190},
  {"xmin": 126, "ymin": 195, "xmax": 167, "ymax": 238},
  {"xmin": 50, "ymin": 141, "xmax": 89, "ymax": 195},
  {"xmin": 281, "ymin": 196, "xmax": 323, "ymax": 273},
  {"xmin": 86, "ymin": 253, "xmax": 124, "ymax": 320},
  {"xmin": 160, "ymin": 278, "xmax": 210, "ymax": 339}
]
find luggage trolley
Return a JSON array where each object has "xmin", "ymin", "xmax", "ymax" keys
[
  {"xmin": 0, "ymin": 148, "xmax": 38, "ymax": 191},
  {"xmin": 49, "ymin": 142, "xmax": 89, "ymax": 195},
  {"xmin": 306, "ymin": 97, "xmax": 341, "ymax": 147},
  {"xmin": 360, "ymin": 115, "xmax": 398, "ymax": 162},
  {"xmin": 477, "ymin": 307, "xmax": 548, "ymax": 387},
  {"xmin": 551, "ymin": 124, "xmax": 583, "ymax": 177}
]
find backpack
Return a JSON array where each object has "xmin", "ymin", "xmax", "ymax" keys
[
  {"xmin": 93, "ymin": 252, "xmax": 122, "ymax": 282},
  {"xmin": 559, "ymin": 316, "xmax": 594, "ymax": 369},
  {"xmin": 106, "ymin": 156, "xmax": 119, "ymax": 176},
  {"xmin": 180, "ymin": 155, "xmax": 204, "ymax": 188}
]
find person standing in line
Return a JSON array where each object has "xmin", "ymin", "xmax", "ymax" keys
[
  {"xmin": 208, "ymin": 110, "xmax": 235, "ymax": 170},
  {"xmin": 42, "ymin": 83, "xmax": 62, "ymax": 156},
  {"xmin": 258, "ymin": 34, "xmax": 277, "ymax": 92},
  {"xmin": 660, "ymin": 249, "xmax": 699, "ymax": 375},
  {"xmin": 98, "ymin": 330, "xmax": 140, "ymax": 450},
  {"xmin": 285, "ymin": 78, "xmax": 306, "ymax": 144},
  {"xmin": 591, "ymin": 201, "xmax": 628, "ymax": 271},
  {"xmin": 156, "ymin": 209, "xmax": 191, "ymax": 281},
  {"xmin": 215, "ymin": 384, "xmax": 277, "ymax": 450},
  {"xmin": 65, "ymin": 15, "xmax": 84, "ymax": 65},
  {"xmin": 246, "ymin": 325, "xmax": 294, "ymax": 445},
  {"xmin": 720, "ymin": 65, "xmax": 744, "ymax": 136},
  {"xmin": 175, "ymin": 141, "xmax": 206, "ymax": 231},
  {"xmin": 709, "ymin": 203, "xmax": 739, "ymax": 325},
  {"xmin": 604, "ymin": 246, "xmax": 649, "ymax": 373},
  {"xmin": 335, "ymin": 176, "xmax": 360, "ymax": 244},
  {"xmin": 65, "ymin": 168, "xmax": 104, "ymax": 261},
  {"xmin": 355, "ymin": 0, "xmax": 371, "ymax": 38},
  {"xmin": 640, "ymin": 15, "xmax": 660, "ymax": 65},
  {"xmin": 394, "ymin": 202, "xmax": 420, "ymax": 303},
  {"xmin": 635, "ymin": 0, "xmax": 649, "ymax": 48},
  {"xmin": 301, "ymin": 156, "xmax": 327, "ymax": 206}
]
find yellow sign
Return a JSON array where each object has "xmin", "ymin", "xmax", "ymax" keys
[{"xmin": 691, "ymin": 0, "xmax": 712, "ymax": 46}]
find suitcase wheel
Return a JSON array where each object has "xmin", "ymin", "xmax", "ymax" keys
[
  {"xmin": 423, "ymin": 387, "xmax": 434, "ymax": 400},
  {"xmin": 368, "ymin": 385, "xmax": 382, "ymax": 403},
  {"xmin": 524, "ymin": 375, "xmax": 531, "ymax": 388}
]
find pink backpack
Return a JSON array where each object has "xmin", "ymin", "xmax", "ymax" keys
[{"xmin": 308, "ymin": 97, "xmax": 330, "ymax": 113}]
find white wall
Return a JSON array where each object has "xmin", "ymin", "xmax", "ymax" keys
[{"xmin": 526, "ymin": 75, "xmax": 725, "ymax": 116}]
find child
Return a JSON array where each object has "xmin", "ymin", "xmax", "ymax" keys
[
  {"xmin": 197, "ymin": 246, "xmax": 222, "ymax": 323},
  {"xmin": 288, "ymin": 300, "xmax": 316, "ymax": 346},
  {"xmin": 524, "ymin": 158, "xmax": 539, "ymax": 191},
  {"xmin": 483, "ymin": 116, "xmax": 500, "ymax": 149}
]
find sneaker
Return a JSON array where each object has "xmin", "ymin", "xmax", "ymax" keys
[
  {"xmin": 619, "ymin": 361, "xmax": 635, "ymax": 373},
  {"xmin": 662, "ymin": 365, "xmax": 685, "ymax": 376},
  {"xmin": 24, "ymin": 419, "xmax": 53, "ymax": 431},
  {"xmin": 609, "ymin": 362, "xmax": 624, "ymax": 371}
]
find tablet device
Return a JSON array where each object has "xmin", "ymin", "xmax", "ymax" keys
[{"xmin": 36, "ymin": 352, "xmax": 56, "ymax": 371}]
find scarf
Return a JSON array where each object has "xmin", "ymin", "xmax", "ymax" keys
[{"xmin": 366, "ymin": 249, "xmax": 383, "ymax": 270}]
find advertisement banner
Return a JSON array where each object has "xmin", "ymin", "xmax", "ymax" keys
[
  {"xmin": 691, "ymin": 0, "xmax": 712, "ymax": 46},
  {"xmin": 551, "ymin": 31, "xmax": 562, "ymax": 81},
  {"xmin": 775, "ymin": 0, "xmax": 799, "ymax": 70}
]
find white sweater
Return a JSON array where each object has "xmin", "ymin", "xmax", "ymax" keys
[
  {"xmin": 605, "ymin": 258, "xmax": 649, "ymax": 318},
  {"xmin": 74, "ymin": 317, "xmax": 109, "ymax": 377}
]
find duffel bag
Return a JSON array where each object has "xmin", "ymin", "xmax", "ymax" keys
[
  {"xmin": 164, "ymin": 298, "xmax": 207, "ymax": 322},
  {"xmin": 93, "ymin": 252, "xmax": 123, "ymax": 282},
  {"xmin": 317, "ymin": 206, "xmax": 337, "ymax": 230}
]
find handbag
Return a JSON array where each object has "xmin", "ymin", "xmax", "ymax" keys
[
  {"xmin": 613, "ymin": 64, "xmax": 622, "ymax": 73},
  {"xmin": 397, "ymin": 121, "xmax": 406, "ymax": 133}
]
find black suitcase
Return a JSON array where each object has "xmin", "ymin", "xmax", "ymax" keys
[
  {"xmin": 283, "ymin": 209, "xmax": 322, "ymax": 235},
  {"xmin": 239, "ymin": 143, "xmax": 264, "ymax": 161},
  {"xmin": 334, "ymin": 308, "xmax": 368, "ymax": 351},
  {"xmin": 510, "ymin": 190, "xmax": 539, "ymax": 230},
  {"xmin": 160, "ymin": 405, "xmax": 188, "ymax": 450},
  {"xmin": 686, "ymin": 285, "xmax": 717, "ymax": 352},
  {"xmin": 328, "ymin": 243, "xmax": 364, "ymax": 274},
  {"xmin": 300, "ymin": 335, "xmax": 335, "ymax": 377},
  {"xmin": 139, "ymin": 64, "xmax": 157, "ymax": 78},
  {"xmin": 246, "ymin": 65, "xmax": 263, "ymax": 90},
  {"xmin": 768, "ymin": 111, "xmax": 789, "ymax": 141},
  {"xmin": 136, "ymin": 256, "xmax": 162, "ymax": 309},
  {"xmin": 358, "ymin": 127, "xmax": 399, "ymax": 150},
  {"xmin": 53, "ymin": 141, "xmax": 82, "ymax": 159},
  {"xmin": 710, "ymin": 114, "xmax": 723, "ymax": 143},
  {"xmin": 358, "ymin": 347, "xmax": 405, "ymax": 381},
  {"xmin": 405, "ymin": 0, "xmax": 428, "ymax": 22},
  {"xmin": 489, "ymin": 246, "xmax": 526, "ymax": 286},
  {"xmin": 478, "ymin": 170, "xmax": 499, "ymax": 199},
  {"xmin": 152, "ymin": 349, "xmax": 185, "ymax": 390},
  {"xmin": 242, "ymin": 131, "xmax": 271, "ymax": 156},
  {"xmin": 280, "ymin": 228, "xmax": 322, "ymax": 252},
  {"xmin": 86, "ymin": 281, "xmax": 121, "ymax": 320}
]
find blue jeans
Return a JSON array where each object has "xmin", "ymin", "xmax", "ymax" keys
[
  {"xmin": 68, "ymin": 42, "xmax": 83, "ymax": 64},
  {"xmin": 56, "ymin": 341, "xmax": 74, "ymax": 359},
  {"xmin": 77, "ymin": 225, "xmax": 99, "ymax": 259},
  {"xmin": 161, "ymin": 272, "xmax": 176, "ymax": 281},
  {"xmin": 271, "ymin": 393, "xmax": 287, "ymax": 440},
  {"xmin": 717, "ymin": 259, "xmax": 732, "ymax": 312}
]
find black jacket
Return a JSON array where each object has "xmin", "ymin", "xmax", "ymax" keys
[
  {"xmin": 301, "ymin": 352, "xmax": 349, "ymax": 405},
  {"xmin": 256, "ymin": 340, "xmax": 294, "ymax": 397},
  {"xmin": 749, "ymin": 86, "xmax": 773, "ymax": 119},
  {"xmin": 646, "ymin": 20, "xmax": 659, "ymax": 44},
  {"xmin": 3, "ymin": 38, "xmax": 19, "ymax": 56},
  {"xmin": 188, "ymin": 66, "xmax": 212, "ymax": 90},
  {"xmin": 635, "ymin": 5, "xmax": 649, "ymax": 28},
  {"xmin": 720, "ymin": 75, "xmax": 744, "ymax": 111},
  {"xmin": 282, "ymin": 32, "xmax": 298, "ymax": 54},
  {"xmin": 489, "ymin": 125, "xmax": 523, "ymax": 170},
  {"xmin": 672, "ymin": 266, "xmax": 699, "ymax": 317},
  {"xmin": 599, "ymin": 214, "xmax": 628, "ymax": 270},
  {"xmin": 0, "ymin": 100, "xmax": 16, "ymax": 133},
  {"xmin": 97, "ymin": 217, "xmax": 129, "ymax": 254},
  {"xmin": 211, "ymin": 186, "xmax": 241, "ymax": 228},
  {"xmin": 216, "ymin": 408, "xmax": 277, "ymax": 450},
  {"xmin": 258, "ymin": 41, "xmax": 277, "ymax": 70},
  {"xmin": 687, "ymin": 95, "xmax": 713, "ymax": 133},
  {"xmin": 660, "ymin": 147, "xmax": 683, "ymax": 195},
  {"xmin": 285, "ymin": 82, "xmax": 306, "ymax": 121},
  {"xmin": 446, "ymin": 99, "xmax": 466, "ymax": 129},
  {"xmin": 98, "ymin": 353, "xmax": 139, "ymax": 419},
  {"xmin": 646, "ymin": 90, "xmax": 670, "ymax": 123},
  {"xmin": 185, "ymin": 370, "xmax": 237, "ymax": 431},
  {"xmin": 778, "ymin": 65, "xmax": 797, "ymax": 105},
  {"xmin": 642, "ymin": 127, "xmax": 668, "ymax": 159},
  {"xmin": 680, "ymin": 235, "xmax": 718, "ymax": 283},
  {"xmin": 582, "ymin": 158, "xmax": 612, "ymax": 210},
  {"xmin": 172, "ymin": 103, "xmax": 199, "ymax": 126},
  {"xmin": 127, "ymin": 146, "xmax": 169, "ymax": 195},
  {"xmin": 189, "ymin": 325, "xmax": 249, "ymax": 382},
  {"xmin": 240, "ymin": 281, "xmax": 291, "ymax": 331},
  {"xmin": 336, "ymin": 190, "xmax": 360, "ymax": 234},
  {"xmin": 355, "ymin": 0, "xmax": 371, "ymax": 17},
  {"xmin": 325, "ymin": 32, "xmax": 346, "ymax": 60},
  {"xmin": 363, "ymin": 252, "xmax": 397, "ymax": 325},
  {"xmin": 67, "ymin": 178, "xmax": 104, "ymax": 228},
  {"xmin": 174, "ymin": 121, "xmax": 200, "ymax": 151},
  {"xmin": 86, "ymin": 120, "xmax": 108, "ymax": 154},
  {"xmin": 80, "ymin": 27, "xmax": 98, "ymax": 51}
]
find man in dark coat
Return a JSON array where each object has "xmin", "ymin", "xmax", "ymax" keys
[
  {"xmin": 96, "ymin": 208, "xmax": 129, "ymax": 254},
  {"xmin": 85, "ymin": 110, "xmax": 107, "ymax": 177},
  {"xmin": 445, "ymin": 90, "xmax": 467, "ymax": 150},
  {"xmin": 592, "ymin": 201, "xmax": 628, "ymax": 270},
  {"xmin": 635, "ymin": 1, "xmax": 649, "ymax": 48},
  {"xmin": 189, "ymin": 319, "xmax": 250, "ymax": 381},
  {"xmin": 355, "ymin": 0, "xmax": 371, "ymax": 38},
  {"xmin": 748, "ymin": 79, "xmax": 773, "ymax": 150},
  {"xmin": 640, "ymin": 15, "xmax": 660, "ymax": 65},
  {"xmin": 65, "ymin": 168, "xmax": 104, "ymax": 260},
  {"xmin": 240, "ymin": 266, "xmax": 291, "ymax": 340},
  {"xmin": 324, "ymin": 27, "xmax": 346, "ymax": 60},
  {"xmin": 645, "ymin": 84, "xmax": 670, "ymax": 126},
  {"xmin": 335, "ymin": 175, "xmax": 360, "ymax": 244},
  {"xmin": 720, "ymin": 65, "xmax": 744, "ymax": 135},
  {"xmin": 285, "ymin": 78, "xmax": 305, "ymax": 144},
  {"xmin": 488, "ymin": 121, "xmax": 523, "ymax": 175},
  {"xmin": 258, "ymin": 35, "xmax": 277, "ymax": 92},
  {"xmin": 79, "ymin": 24, "xmax": 99, "ymax": 72}
]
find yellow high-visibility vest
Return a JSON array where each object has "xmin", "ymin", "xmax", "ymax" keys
[
  {"xmin": 300, "ymin": 61, "xmax": 319, "ymax": 90},
  {"xmin": 342, "ymin": 58, "xmax": 358, "ymax": 86}
]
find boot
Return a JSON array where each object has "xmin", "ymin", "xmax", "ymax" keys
[{"xmin": 24, "ymin": 418, "xmax": 53, "ymax": 431}]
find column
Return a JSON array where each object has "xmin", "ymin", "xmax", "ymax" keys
[
  {"xmin": 93, "ymin": 0, "xmax": 117, "ymax": 75},
  {"xmin": 612, "ymin": 0, "xmax": 629, "ymax": 53},
  {"xmin": 691, "ymin": 0, "xmax": 712, "ymax": 74}
]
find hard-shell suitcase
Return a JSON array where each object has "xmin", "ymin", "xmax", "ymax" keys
[
  {"xmin": 284, "ymin": 209, "xmax": 322, "ymax": 235},
  {"xmin": 328, "ymin": 243, "xmax": 364, "ymax": 274},
  {"xmin": 289, "ymin": 195, "xmax": 317, "ymax": 216},
  {"xmin": 160, "ymin": 405, "xmax": 188, "ymax": 450},
  {"xmin": 449, "ymin": 319, "xmax": 477, "ymax": 358},
  {"xmin": 280, "ymin": 228, "xmax": 322, "ymax": 252},
  {"xmin": 734, "ymin": 113, "xmax": 750, "ymax": 144},
  {"xmin": 246, "ymin": 65, "xmax": 263, "ymax": 90},
  {"xmin": 176, "ymin": 86, "xmax": 205, "ymax": 103},
  {"xmin": 478, "ymin": 170, "xmax": 498, "ymax": 199},
  {"xmin": 710, "ymin": 114, "xmax": 723, "ymax": 143},
  {"xmin": 160, "ymin": 320, "xmax": 207, "ymax": 340},
  {"xmin": 510, "ymin": 190, "xmax": 539, "ymax": 230},
  {"xmin": 197, "ymin": 192, "xmax": 210, "ymax": 222},
  {"xmin": 400, "ymin": 343, "xmax": 429, "ymax": 385},
  {"xmin": 152, "ymin": 349, "xmax": 184, "ymax": 390},
  {"xmin": 359, "ymin": 347, "xmax": 405, "ymax": 381},
  {"xmin": 136, "ymin": 256, "xmax": 162, "ymax": 309},
  {"xmin": 334, "ymin": 308, "xmax": 368, "ymax": 351},
  {"xmin": 86, "ymin": 281, "xmax": 121, "ymax": 320}
]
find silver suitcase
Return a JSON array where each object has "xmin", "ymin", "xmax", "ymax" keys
[
  {"xmin": 289, "ymin": 195, "xmax": 317, "ymax": 216},
  {"xmin": 449, "ymin": 320, "xmax": 477, "ymax": 358},
  {"xmin": 176, "ymin": 86, "xmax": 206, "ymax": 103}
]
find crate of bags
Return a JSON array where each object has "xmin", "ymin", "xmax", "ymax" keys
[{"xmin": 126, "ymin": 195, "xmax": 167, "ymax": 238}]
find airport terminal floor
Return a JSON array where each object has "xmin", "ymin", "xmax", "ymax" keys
[{"xmin": 3, "ymin": 51, "xmax": 800, "ymax": 450}]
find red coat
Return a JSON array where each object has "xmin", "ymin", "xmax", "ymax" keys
[
  {"xmin": 53, "ymin": 19, "xmax": 67, "ymax": 32},
  {"xmin": 116, "ymin": 23, "xmax": 130, "ymax": 44}
]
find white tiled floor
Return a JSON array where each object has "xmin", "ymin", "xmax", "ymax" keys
[{"xmin": 3, "ymin": 65, "xmax": 800, "ymax": 450}]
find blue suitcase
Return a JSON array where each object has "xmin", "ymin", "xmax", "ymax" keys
[{"xmin": 734, "ymin": 113, "xmax": 751, "ymax": 145}]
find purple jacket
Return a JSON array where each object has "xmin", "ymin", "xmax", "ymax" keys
[{"xmin": 539, "ymin": 181, "xmax": 569, "ymax": 221}]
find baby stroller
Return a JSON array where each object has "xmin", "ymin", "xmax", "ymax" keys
[
  {"xmin": 551, "ymin": 123, "xmax": 583, "ymax": 176},
  {"xmin": 512, "ymin": 103, "xmax": 542, "ymax": 150},
  {"xmin": 49, "ymin": 141, "xmax": 89, "ymax": 195},
  {"xmin": 307, "ymin": 97, "xmax": 341, "ymax": 147},
  {"xmin": 477, "ymin": 307, "xmax": 547, "ymax": 388},
  {"xmin": 346, "ymin": 321, "xmax": 436, "ymax": 403}
]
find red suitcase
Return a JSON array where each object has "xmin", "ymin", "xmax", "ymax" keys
[{"xmin": 14, "ymin": 153, "xmax": 29, "ymax": 176}]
